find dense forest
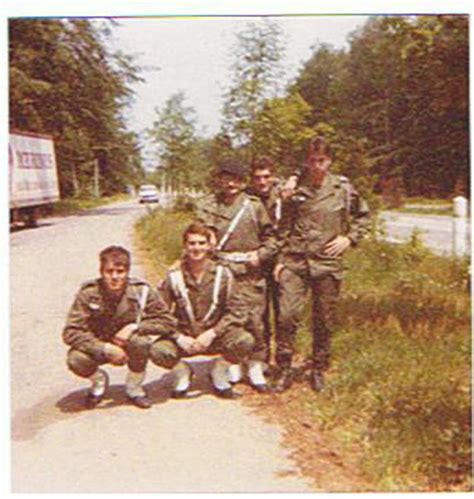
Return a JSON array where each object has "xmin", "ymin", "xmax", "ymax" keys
[
  {"xmin": 9, "ymin": 15, "xmax": 469, "ymax": 200},
  {"xmin": 9, "ymin": 19, "xmax": 145, "ymax": 197}
]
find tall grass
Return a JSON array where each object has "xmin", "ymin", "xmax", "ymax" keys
[
  {"xmin": 296, "ymin": 234, "xmax": 471, "ymax": 491},
  {"xmin": 134, "ymin": 207, "xmax": 192, "ymax": 279}
]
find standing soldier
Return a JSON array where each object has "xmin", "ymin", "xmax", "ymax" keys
[
  {"xmin": 63, "ymin": 246, "xmax": 177, "ymax": 409},
  {"xmin": 195, "ymin": 159, "xmax": 279, "ymax": 392},
  {"xmin": 246, "ymin": 157, "xmax": 298, "ymax": 366},
  {"xmin": 157, "ymin": 222, "xmax": 255, "ymax": 399},
  {"xmin": 273, "ymin": 136, "xmax": 371, "ymax": 393}
]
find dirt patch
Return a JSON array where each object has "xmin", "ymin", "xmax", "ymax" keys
[{"xmin": 242, "ymin": 382, "xmax": 375, "ymax": 492}]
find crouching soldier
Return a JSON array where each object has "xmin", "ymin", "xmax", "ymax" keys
[
  {"xmin": 157, "ymin": 222, "xmax": 255, "ymax": 399},
  {"xmin": 63, "ymin": 245, "xmax": 177, "ymax": 409}
]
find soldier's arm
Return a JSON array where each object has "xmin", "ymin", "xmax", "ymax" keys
[
  {"xmin": 275, "ymin": 197, "xmax": 296, "ymax": 254},
  {"xmin": 255, "ymin": 201, "xmax": 279, "ymax": 264},
  {"xmin": 137, "ymin": 286, "xmax": 178, "ymax": 337},
  {"xmin": 62, "ymin": 290, "xmax": 108, "ymax": 361},
  {"xmin": 347, "ymin": 186, "xmax": 371, "ymax": 245}
]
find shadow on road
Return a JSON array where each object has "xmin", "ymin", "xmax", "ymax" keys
[{"xmin": 12, "ymin": 360, "xmax": 221, "ymax": 442}]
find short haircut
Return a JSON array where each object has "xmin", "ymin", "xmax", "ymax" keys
[
  {"xmin": 308, "ymin": 136, "xmax": 333, "ymax": 159},
  {"xmin": 182, "ymin": 222, "xmax": 213, "ymax": 243},
  {"xmin": 100, "ymin": 246, "xmax": 131, "ymax": 270},
  {"xmin": 250, "ymin": 156, "xmax": 275, "ymax": 175}
]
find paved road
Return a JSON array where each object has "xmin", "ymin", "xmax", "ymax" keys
[
  {"xmin": 380, "ymin": 211, "xmax": 471, "ymax": 256},
  {"xmin": 10, "ymin": 200, "xmax": 312, "ymax": 493}
]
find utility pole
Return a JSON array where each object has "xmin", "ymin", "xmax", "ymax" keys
[{"xmin": 93, "ymin": 158, "xmax": 100, "ymax": 198}]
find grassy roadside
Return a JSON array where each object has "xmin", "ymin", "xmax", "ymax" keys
[
  {"xmin": 46, "ymin": 193, "xmax": 131, "ymax": 217},
  {"xmin": 135, "ymin": 207, "xmax": 471, "ymax": 492}
]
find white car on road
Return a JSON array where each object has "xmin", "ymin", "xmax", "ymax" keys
[{"xmin": 138, "ymin": 184, "xmax": 159, "ymax": 204}]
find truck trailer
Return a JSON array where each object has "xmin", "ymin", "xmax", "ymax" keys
[{"xmin": 9, "ymin": 131, "xmax": 60, "ymax": 227}]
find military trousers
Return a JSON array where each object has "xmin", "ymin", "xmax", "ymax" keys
[
  {"xmin": 67, "ymin": 332, "xmax": 161, "ymax": 377},
  {"xmin": 262, "ymin": 271, "xmax": 280, "ymax": 364},
  {"xmin": 228, "ymin": 272, "xmax": 268, "ymax": 362},
  {"xmin": 147, "ymin": 327, "xmax": 255, "ymax": 369},
  {"xmin": 276, "ymin": 267, "xmax": 341, "ymax": 371}
]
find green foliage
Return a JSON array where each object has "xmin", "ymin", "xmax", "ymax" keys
[
  {"xmin": 295, "ymin": 236, "xmax": 471, "ymax": 490},
  {"xmin": 251, "ymin": 92, "xmax": 314, "ymax": 174},
  {"xmin": 135, "ymin": 208, "xmax": 193, "ymax": 275},
  {"xmin": 292, "ymin": 15, "xmax": 469, "ymax": 198},
  {"xmin": 148, "ymin": 92, "xmax": 213, "ymax": 191},
  {"xmin": 9, "ymin": 19, "xmax": 145, "ymax": 197},
  {"xmin": 222, "ymin": 19, "xmax": 285, "ymax": 156}
]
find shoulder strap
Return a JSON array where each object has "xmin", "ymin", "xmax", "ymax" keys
[
  {"xmin": 169, "ymin": 270, "xmax": 196, "ymax": 325},
  {"xmin": 274, "ymin": 197, "xmax": 282, "ymax": 223},
  {"xmin": 216, "ymin": 198, "xmax": 251, "ymax": 251},
  {"xmin": 135, "ymin": 284, "xmax": 150, "ymax": 325},
  {"xmin": 201, "ymin": 264, "xmax": 225, "ymax": 323}
]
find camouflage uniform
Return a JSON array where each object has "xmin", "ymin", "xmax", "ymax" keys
[
  {"xmin": 63, "ymin": 277, "xmax": 177, "ymax": 377},
  {"xmin": 246, "ymin": 184, "xmax": 283, "ymax": 362},
  {"xmin": 154, "ymin": 259, "xmax": 255, "ymax": 366},
  {"xmin": 276, "ymin": 173, "xmax": 370, "ymax": 371},
  {"xmin": 195, "ymin": 191, "xmax": 279, "ymax": 361}
]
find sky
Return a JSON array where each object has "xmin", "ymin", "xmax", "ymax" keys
[{"xmin": 110, "ymin": 15, "xmax": 369, "ymax": 148}]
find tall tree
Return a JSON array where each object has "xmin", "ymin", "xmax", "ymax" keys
[
  {"xmin": 9, "ymin": 19, "xmax": 144, "ymax": 197},
  {"xmin": 221, "ymin": 19, "xmax": 285, "ymax": 160},
  {"xmin": 148, "ymin": 92, "xmax": 212, "ymax": 191}
]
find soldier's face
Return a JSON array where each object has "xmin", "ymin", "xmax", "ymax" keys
[
  {"xmin": 251, "ymin": 168, "xmax": 273, "ymax": 194},
  {"xmin": 101, "ymin": 262, "xmax": 129, "ymax": 295},
  {"xmin": 184, "ymin": 233, "xmax": 211, "ymax": 262},
  {"xmin": 308, "ymin": 154, "xmax": 332, "ymax": 176},
  {"xmin": 218, "ymin": 173, "xmax": 244, "ymax": 198}
]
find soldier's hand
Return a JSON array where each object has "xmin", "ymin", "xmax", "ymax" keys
[
  {"xmin": 195, "ymin": 328, "xmax": 216, "ymax": 350},
  {"xmin": 176, "ymin": 334, "xmax": 198, "ymax": 354},
  {"xmin": 280, "ymin": 175, "xmax": 298, "ymax": 200},
  {"xmin": 273, "ymin": 263, "xmax": 285, "ymax": 283},
  {"xmin": 104, "ymin": 343, "xmax": 128, "ymax": 365},
  {"xmin": 113, "ymin": 323, "xmax": 138, "ymax": 347},
  {"xmin": 323, "ymin": 235, "xmax": 351, "ymax": 256},
  {"xmin": 247, "ymin": 250, "xmax": 260, "ymax": 268}
]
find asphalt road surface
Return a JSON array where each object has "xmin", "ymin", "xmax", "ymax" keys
[
  {"xmin": 380, "ymin": 211, "xmax": 471, "ymax": 256},
  {"xmin": 10, "ymin": 200, "xmax": 312, "ymax": 493}
]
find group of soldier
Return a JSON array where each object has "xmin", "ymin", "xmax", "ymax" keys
[{"xmin": 63, "ymin": 136, "xmax": 371, "ymax": 409}]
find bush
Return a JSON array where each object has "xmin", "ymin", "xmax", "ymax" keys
[{"xmin": 135, "ymin": 208, "xmax": 193, "ymax": 279}]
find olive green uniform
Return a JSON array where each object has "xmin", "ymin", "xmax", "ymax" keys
[
  {"xmin": 195, "ymin": 191, "xmax": 279, "ymax": 361},
  {"xmin": 276, "ymin": 173, "xmax": 370, "ymax": 371},
  {"xmin": 63, "ymin": 277, "xmax": 177, "ymax": 377},
  {"xmin": 246, "ymin": 184, "xmax": 283, "ymax": 362},
  {"xmin": 154, "ymin": 259, "xmax": 255, "ymax": 366}
]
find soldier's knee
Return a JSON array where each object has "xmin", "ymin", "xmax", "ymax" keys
[
  {"xmin": 225, "ymin": 330, "xmax": 255, "ymax": 356},
  {"xmin": 126, "ymin": 333, "xmax": 149, "ymax": 354},
  {"xmin": 149, "ymin": 339, "xmax": 179, "ymax": 369},
  {"xmin": 67, "ymin": 349, "xmax": 98, "ymax": 378}
]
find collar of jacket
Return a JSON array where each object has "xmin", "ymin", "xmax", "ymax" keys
[
  {"xmin": 298, "ymin": 173, "xmax": 339, "ymax": 198},
  {"xmin": 180, "ymin": 258, "xmax": 218, "ymax": 288}
]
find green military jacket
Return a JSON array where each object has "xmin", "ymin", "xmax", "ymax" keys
[
  {"xmin": 195, "ymin": 191, "xmax": 279, "ymax": 276},
  {"xmin": 246, "ymin": 184, "xmax": 282, "ymax": 228},
  {"xmin": 63, "ymin": 277, "xmax": 177, "ymax": 361},
  {"xmin": 279, "ymin": 173, "xmax": 370, "ymax": 279},
  {"xmin": 160, "ymin": 259, "xmax": 245, "ymax": 338}
]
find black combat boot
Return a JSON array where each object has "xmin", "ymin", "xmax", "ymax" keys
[
  {"xmin": 128, "ymin": 393, "xmax": 153, "ymax": 409},
  {"xmin": 310, "ymin": 370, "xmax": 325, "ymax": 393},
  {"xmin": 272, "ymin": 366, "xmax": 294, "ymax": 393}
]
